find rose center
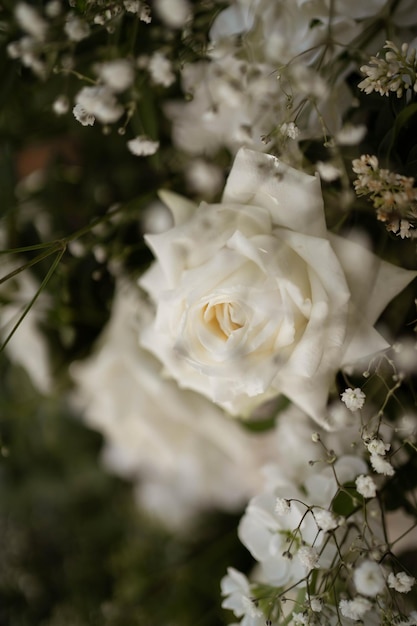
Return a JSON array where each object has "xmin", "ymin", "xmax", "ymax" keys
[{"xmin": 202, "ymin": 302, "xmax": 244, "ymax": 340}]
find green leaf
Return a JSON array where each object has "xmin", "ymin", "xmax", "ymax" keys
[
  {"xmin": 379, "ymin": 102, "xmax": 417, "ymax": 165},
  {"xmin": 332, "ymin": 483, "xmax": 363, "ymax": 516}
]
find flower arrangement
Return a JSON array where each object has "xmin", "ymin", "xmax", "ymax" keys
[{"xmin": 1, "ymin": 0, "xmax": 417, "ymax": 624}]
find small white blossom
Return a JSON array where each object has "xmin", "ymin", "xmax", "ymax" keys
[
  {"xmin": 124, "ymin": 0, "xmax": 141, "ymax": 12},
  {"xmin": 355, "ymin": 474, "xmax": 377, "ymax": 498},
  {"xmin": 314, "ymin": 508, "xmax": 338, "ymax": 532},
  {"xmin": 292, "ymin": 613, "xmax": 309, "ymax": 625},
  {"xmin": 353, "ymin": 560, "xmax": 385, "ymax": 597},
  {"xmin": 127, "ymin": 135, "xmax": 159, "ymax": 156},
  {"xmin": 275, "ymin": 497, "xmax": 291, "ymax": 516},
  {"xmin": 388, "ymin": 571, "xmax": 415, "ymax": 593},
  {"xmin": 140, "ymin": 4, "xmax": 152, "ymax": 23},
  {"xmin": 154, "ymin": 0, "xmax": 191, "ymax": 28},
  {"xmin": 45, "ymin": 1, "xmax": 62, "ymax": 18},
  {"xmin": 335, "ymin": 124, "xmax": 367, "ymax": 145},
  {"xmin": 297, "ymin": 546, "xmax": 319, "ymax": 573},
  {"xmin": 370, "ymin": 453, "xmax": 395, "ymax": 476},
  {"xmin": 316, "ymin": 161, "xmax": 341, "ymax": 182},
  {"xmin": 96, "ymin": 59, "xmax": 135, "ymax": 92},
  {"xmin": 72, "ymin": 104, "xmax": 95, "ymax": 126},
  {"xmin": 15, "ymin": 2, "xmax": 47, "ymax": 41},
  {"xmin": 367, "ymin": 438, "xmax": 390, "ymax": 456},
  {"xmin": 53, "ymin": 95, "xmax": 69, "ymax": 115},
  {"xmin": 310, "ymin": 598, "xmax": 322, "ymax": 612},
  {"xmin": 185, "ymin": 159, "xmax": 223, "ymax": 197},
  {"xmin": 148, "ymin": 52, "xmax": 175, "ymax": 87},
  {"xmin": 75, "ymin": 86, "xmax": 123, "ymax": 124},
  {"xmin": 341, "ymin": 387, "xmax": 366, "ymax": 411},
  {"xmin": 339, "ymin": 596, "xmax": 372, "ymax": 620},
  {"xmin": 64, "ymin": 14, "xmax": 90, "ymax": 42},
  {"xmin": 280, "ymin": 121, "xmax": 299, "ymax": 140},
  {"xmin": 221, "ymin": 568, "xmax": 263, "ymax": 623}
]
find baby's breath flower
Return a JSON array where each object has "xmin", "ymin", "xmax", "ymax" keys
[
  {"xmin": 315, "ymin": 161, "xmax": 341, "ymax": 182},
  {"xmin": 310, "ymin": 598, "xmax": 322, "ymax": 612},
  {"xmin": 297, "ymin": 546, "xmax": 319, "ymax": 573},
  {"xmin": 72, "ymin": 103, "xmax": 95, "ymax": 126},
  {"xmin": 355, "ymin": 474, "xmax": 377, "ymax": 498},
  {"xmin": 124, "ymin": 0, "xmax": 141, "ymax": 12},
  {"xmin": 148, "ymin": 52, "xmax": 175, "ymax": 87},
  {"xmin": 314, "ymin": 508, "xmax": 338, "ymax": 532},
  {"xmin": 96, "ymin": 59, "xmax": 134, "ymax": 92},
  {"xmin": 370, "ymin": 453, "xmax": 395, "ymax": 476},
  {"xmin": 53, "ymin": 95, "xmax": 69, "ymax": 115},
  {"xmin": 45, "ymin": 0, "xmax": 62, "ymax": 18},
  {"xmin": 15, "ymin": 2, "xmax": 47, "ymax": 41},
  {"xmin": 275, "ymin": 497, "xmax": 291, "ymax": 516},
  {"xmin": 75, "ymin": 86, "xmax": 123, "ymax": 124},
  {"xmin": 154, "ymin": 0, "xmax": 191, "ymax": 28},
  {"xmin": 366, "ymin": 438, "xmax": 390, "ymax": 456},
  {"xmin": 339, "ymin": 596, "xmax": 372, "ymax": 620},
  {"xmin": 335, "ymin": 124, "xmax": 367, "ymax": 146},
  {"xmin": 341, "ymin": 388, "xmax": 366, "ymax": 411},
  {"xmin": 292, "ymin": 612, "xmax": 309, "ymax": 624},
  {"xmin": 280, "ymin": 121, "xmax": 299, "ymax": 140},
  {"xmin": 388, "ymin": 571, "xmax": 415, "ymax": 593},
  {"xmin": 127, "ymin": 135, "xmax": 159, "ymax": 156},
  {"xmin": 353, "ymin": 560, "xmax": 385, "ymax": 597},
  {"xmin": 64, "ymin": 14, "xmax": 90, "ymax": 42}
]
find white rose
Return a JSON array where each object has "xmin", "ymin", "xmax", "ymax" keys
[
  {"xmin": 140, "ymin": 148, "xmax": 415, "ymax": 426},
  {"xmin": 71, "ymin": 281, "xmax": 273, "ymax": 528}
]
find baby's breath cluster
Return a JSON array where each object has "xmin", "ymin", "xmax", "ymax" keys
[
  {"xmin": 352, "ymin": 154, "xmax": 417, "ymax": 238},
  {"xmin": 358, "ymin": 41, "xmax": 417, "ymax": 99},
  {"xmin": 222, "ymin": 365, "xmax": 417, "ymax": 626},
  {"xmin": 6, "ymin": 0, "xmax": 181, "ymax": 157}
]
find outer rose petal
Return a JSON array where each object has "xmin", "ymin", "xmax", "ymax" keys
[{"xmin": 222, "ymin": 148, "xmax": 327, "ymax": 238}]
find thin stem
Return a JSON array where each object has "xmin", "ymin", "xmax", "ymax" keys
[{"xmin": 0, "ymin": 246, "xmax": 66, "ymax": 354}]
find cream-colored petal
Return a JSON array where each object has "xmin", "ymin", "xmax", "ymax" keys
[
  {"xmin": 222, "ymin": 148, "xmax": 327, "ymax": 237},
  {"xmin": 158, "ymin": 189, "xmax": 197, "ymax": 226},
  {"xmin": 329, "ymin": 233, "xmax": 416, "ymax": 324}
]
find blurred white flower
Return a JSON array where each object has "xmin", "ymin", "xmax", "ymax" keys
[
  {"xmin": 313, "ymin": 508, "xmax": 338, "ymax": 532},
  {"xmin": 297, "ymin": 546, "xmax": 320, "ymax": 573},
  {"xmin": 353, "ymin": 560, "xmax": 385, "ymax": 597},
  {"xmin": 15, "ymin": 2, "xmax": 47, "ymax": 41},
  {"xmin": 53, "ymin": 95, "xmax": 69, "ymax": 115},
  {"xmin": 96, "ymin": 59, "xmax": 134, "ymax": 92},
  {"xmin": 148, "ymin": 52, "xmax": 175, "ymax": 87},
  {"xmin": 221, "ymin": 568, "xmax": 264, "ymax": 626},
  {"xmin": 127, "ymin": 135, "xmax": 159, "ymax": 156},
  {"xmin": 74, "ymin": 86, "xmax": 123, "ymax": 124},
  {"xmin": 154, "ymin": 0, "xmax": 191, "ymax": 28},
  {"xmin": 339, "ymin": 596, "xmax": 372, "ymax": 620},
  {"xmin": 64, "ymin": 14, "xmax": 90, "ymax": 42},
  {"xmin": 71, "ymin": 282, "xmax": 281, "ymax": 528}
]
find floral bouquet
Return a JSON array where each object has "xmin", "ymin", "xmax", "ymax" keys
[{"xmin": 1, "ymin": 0, "xmax": 417, "ymax": 624}]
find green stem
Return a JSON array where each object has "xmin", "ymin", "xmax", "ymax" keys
[{"xmin": 0, "ymin": 247, "xmax": 66, "ymax": 354}]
